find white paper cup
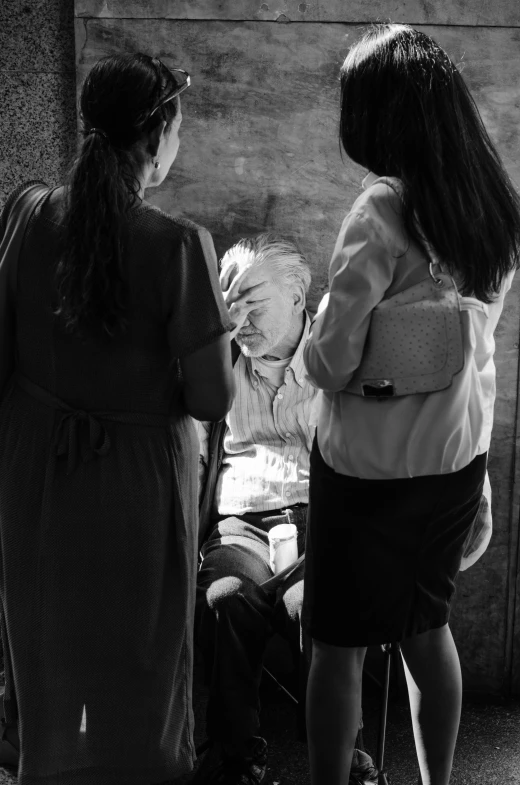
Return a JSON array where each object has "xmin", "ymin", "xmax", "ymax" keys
[{"xmin": 268, "ymin": 523, "xmax": 298, "ymax": 575}]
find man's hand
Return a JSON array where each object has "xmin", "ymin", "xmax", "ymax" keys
[{"xmin": 221, "ymin": 265, "xmax": 270, "ymax": 341}]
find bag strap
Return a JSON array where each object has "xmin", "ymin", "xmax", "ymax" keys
[
  {"xmin": 0, "ymin": 184, "xmax": 50, "ymax": 297},
  {"xmin": 0, "ymin": 184, "xmax": 50, "ymax": 398}
]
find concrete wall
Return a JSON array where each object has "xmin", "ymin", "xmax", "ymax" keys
[
  {"xmin": 74, "ymin": 1, "xmax": 520, "ymax": 695},
  {"xmin": 1, "ymin": 0, "xmax": 519, "ymax": 694}
]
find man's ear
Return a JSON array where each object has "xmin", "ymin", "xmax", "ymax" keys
[
  {"xmin": 147, "ymin": 120, "xmax": 167, "ymax": 159},
  {"xmin": 292, "ymin": 283, "xmax": 306, "ymax": 314}
]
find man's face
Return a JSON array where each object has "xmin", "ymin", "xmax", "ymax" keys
[{"xmin": 234, "ymin": 264, "xmax": 294, "ymax": 357}]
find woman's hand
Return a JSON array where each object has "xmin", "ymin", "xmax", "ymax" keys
[{"xmin": 220, "ymin": 265, "xmax": 270, "ymax": 341}]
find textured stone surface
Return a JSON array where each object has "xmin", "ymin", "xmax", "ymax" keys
[
  {"xmin": 0, "ymin": 0, "xmax": 19, "ymax": 24},
  {"xmin": 0, "ymin": 72, "xmax": 77, "ymax": 199},
  {"xmin": 1, "ymin": 1, "xmax": 75, "ymax": 71},
  {"xmin": 0, "ymin": 0, "xmax": 76, "ymax": 204}
]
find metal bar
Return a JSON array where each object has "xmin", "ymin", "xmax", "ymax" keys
[
  {"xmin": 262, "ymin": 666, "xmax": 299, "ymax": 705},
  {"xmin": 376, "ymin": 645, "xmax": 392, "ymax": 780}
]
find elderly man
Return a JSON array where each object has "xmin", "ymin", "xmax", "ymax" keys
[{"xmin": 194, "ymin": 234, "xmax": 376, "ymax": 785}]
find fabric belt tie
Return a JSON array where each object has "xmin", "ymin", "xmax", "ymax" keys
[
  {"xmin": 54, "ymin": 409, "xmax": 111, "ymax": 476},
  {"xmin": 15, "ymin": 373, "xmax": 174, "ymax": 475}
]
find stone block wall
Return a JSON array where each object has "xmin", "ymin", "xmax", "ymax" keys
[{"xmin": 0, "ymin": 0, "xmax": 76, "ymax": 202}]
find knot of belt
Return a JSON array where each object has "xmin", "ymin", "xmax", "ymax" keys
[
  {"xmin": 15, "ymin": 372, "xmax": 174, "ymax": 476},
  {"xmin": 54, "ymin": 409, "xmax": 111, "ymax": 476}
]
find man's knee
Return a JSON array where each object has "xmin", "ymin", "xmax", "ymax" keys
[
  {"xmin": 199, "ymin": 571, "xmax": 271, "ymax": 619},
  {"xmin": 281, "ymin": 579, "xmax": 304, "ymax": 625},
  {"xmin": 204, "ymin": 575, "xmax": 245, "ymax": 613},
  {"xmin": 197, "ymin": 543, "xmax": 245, "ymax": 611},
  {"xmin": 195, "ymin": 575, "xmax": 249, "ymax": 669}
]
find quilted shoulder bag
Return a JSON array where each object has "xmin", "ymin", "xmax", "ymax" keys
[{"xmin": 345, "ymin": 259, "xmax": 465, "ymax": 398}]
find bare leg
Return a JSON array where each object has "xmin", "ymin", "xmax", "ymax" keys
[
  {"xmin": 306, "ymin": 639, "xmax": 366, "ymax": 785},
  {"xmin": 400, "ymin": 624, "xmax": 461, "ymax": 785}
]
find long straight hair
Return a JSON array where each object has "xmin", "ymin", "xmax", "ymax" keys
[
  {"xmin": 56, "ymin": 53, "xmax": 180, "ymax": 339},
  {"xmin": 339, "ymin": 24, "xmax": 520, "ymax": 302}
]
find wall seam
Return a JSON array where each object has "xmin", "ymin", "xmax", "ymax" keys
[
  {"xmin": 73, "ymin": 17, "xmax": 520, "ymax": 30},
  {"xmin": 504, "ymin": 300, "xmax": 520, "ymax": 695}
]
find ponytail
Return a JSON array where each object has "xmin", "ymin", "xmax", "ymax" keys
[
  {"xmin": 56, "ymin": 132, "xmax": 138, "ymax": 339},
  {"xmin": 55, "ymin": 53, "xmax": 180, "ymax": 340}
]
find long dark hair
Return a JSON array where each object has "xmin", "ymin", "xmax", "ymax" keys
[
  {"xmin": 56, "ymin": 53, "xmax": 180, "ymax": 338},
  {"xmin": 339, "ymin": 24, "xmax": 520, "ymax": 303}
]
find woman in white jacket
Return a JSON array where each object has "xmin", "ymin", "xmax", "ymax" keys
[{"xmin": 302, "ymin": 24, "xmax": 520, "ymax": 785}]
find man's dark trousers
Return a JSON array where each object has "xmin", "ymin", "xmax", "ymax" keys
[{"xmin": 195, "ymin": 506, "xmax": 308, "ymax": 759}]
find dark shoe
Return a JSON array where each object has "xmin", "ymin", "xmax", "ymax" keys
[
  {"xmin": 191, "ymin": 742, "xmax": 223, "ymax": 784},
  {"xmin": 0, "ymin": 720, "xmax": 19, "ymax": 771},
  {"xmin": 349, "ymin": 748, "xmax": 379, "ymax": 784},
  {"xmin": 192, "ymin": 737, "xmax": 267, "ymax": 785}
]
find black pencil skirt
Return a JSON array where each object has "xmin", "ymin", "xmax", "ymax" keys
[{"xmin": 302, "ymin": 437, "xmax": 487, "ymax": 647}]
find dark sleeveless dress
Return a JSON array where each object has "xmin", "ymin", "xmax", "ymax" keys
[{"xmin": 0, "ymin": 183, "xmax": 231, "ymax": 785}]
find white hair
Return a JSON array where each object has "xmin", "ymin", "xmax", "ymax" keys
[{"xmin": 220, "ymin": 232, "xmax": 312, "ymax": 294}]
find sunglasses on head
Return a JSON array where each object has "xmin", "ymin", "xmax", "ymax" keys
[{"xmin": 148, "ymin": 60, "xmax": 190, "ymax": 120}]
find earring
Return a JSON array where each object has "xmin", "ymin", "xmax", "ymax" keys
[{"xmin": 153, "ymin": 159, "xmax": 161, "ymax": 170}]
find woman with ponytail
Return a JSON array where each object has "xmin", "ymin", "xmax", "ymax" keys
[{"xmin": 0, "ymin": 53, "xmax": 235, "ymax": 783}]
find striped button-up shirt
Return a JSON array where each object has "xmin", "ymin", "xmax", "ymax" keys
[{"xmin": 197, "ymin": 313, "xmax": 320, "ymax": 515}]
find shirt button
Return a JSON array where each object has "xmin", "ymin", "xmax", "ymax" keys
[
  {"xmin": 277, "ymin": 393, "xmax": 283, "ymax": 399},
  {"xmin": 286, "ymin": 491, "xmax": 292, "ymax": 497},
  {"xmin": 285, "ymin": 432, "xmax": 291, "ymax": 438},
  {"xmin": 288, "ymin": 455, "xmax": 294, "ymax": 461}
]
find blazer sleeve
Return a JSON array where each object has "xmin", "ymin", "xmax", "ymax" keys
[{"xmin": 304, "ymin": 209, "xmax": 396, "ymax": 392}]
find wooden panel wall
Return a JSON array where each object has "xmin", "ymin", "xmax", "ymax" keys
[{"xmin": 75, "ymin": 1, "xmax": 520, "ymax": 694}]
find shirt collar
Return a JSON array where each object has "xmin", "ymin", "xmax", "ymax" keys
[
  {"xmin": 362, "ymin": 171, "xmax": 380, "ymax": 190},
  {"xmin": 247, "ymin": 312, "xmax": 311, "ymax": 389}
]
